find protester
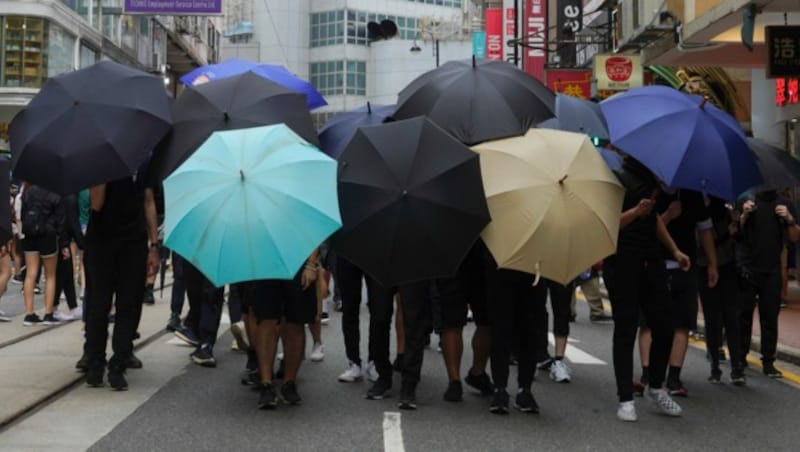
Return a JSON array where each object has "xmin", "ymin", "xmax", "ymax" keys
[
  {"xmin": 181, "ymin": 258, "xmax": 225, "ymax": 367},
  {"xmin": 52, "ymin": 194, "xmax": 85, "ymax": 321}
]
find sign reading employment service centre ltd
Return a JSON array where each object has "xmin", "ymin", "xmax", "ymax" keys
[{"xmin": 124, "ymin": 0, "xmax": 222, "ymax": 15}]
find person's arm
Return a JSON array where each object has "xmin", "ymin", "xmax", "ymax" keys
[
  {"xmin": 659, "ymin": 200, "xmax": 682, "ymax": 226},
  {"xmin": 620, "ymin": 198, "xmax": 654, "ymax": 228},
  {"xmin": 89, "ymin": 185, "xmax": 106, "ymax": 212},
  {"xmin": 775, "ymin": 204, "xmax": 800, "ymax": 243},
  {"xmin": 301, "ymin": 248, "xmax": 320, "ymax": 290},
  {"xmin": 656, "ymin": 215, "xmax": 691, "ymax": 271},
  {"xmin": 144, "ymin": 187, "xmax": 160, "ymax": 276},
  {"xmin": 64, "ymin": 195, "xmax": 85, "ymax": 249},
  {"xmin": 699, "ymin": 227, "xmax": 718, "ymax": 288}
]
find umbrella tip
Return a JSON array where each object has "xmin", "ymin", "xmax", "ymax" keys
[
  {"xmin": 558, "ymin": 175, "xmax": 568, "ymax": 185},
  {"xmin": 699, "ymin": 97, "xmax": 708, "ymax": 110},
  {"xmin": 472, "ymin": 55, "xmax": 476, "ymax": 68},
  {"xmin": 224, "ymin": 111, "xmax": 230, "ymax": 121},
  {"xmin": 367, "ymin": 101, "xmax": 371, "ymax": 114},
  {"xmin": 240, "ymin": 169, "xmax": 245, "ymax": 180}
]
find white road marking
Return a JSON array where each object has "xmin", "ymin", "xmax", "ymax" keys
[
  {"xmin": 548, "ymin": 333, "xmax": 607, "ymax": 365},
  {"xmin": 383, "ymin": 412, "xmax": 405, "ymax": 452}
]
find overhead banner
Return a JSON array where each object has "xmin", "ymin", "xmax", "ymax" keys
[
  {"xmin": 766, "ymin": 26, "xmax": 800, "ymax": 78},
  {"xmin": 546, "ymin": 69, "xmax": 592, "ymax": 99},
  {"xmin": 524, "ymin": 0, "xmax": 547, "ymax": 81},
  {"xmin": 473, "ymin": 31, "xmax": 487, "ymax": 59},
  {"xmin": 486, "ymin": 8, "xmax": 503, "ymax": 61},
  {"xmin": 124, "ymin": 0, "xmax": 222, "ymax": 15},
  {"xmin": 503, "ymin": 0, "xmax": 519, "ymax": 66},
  {"xmin": 556, "ymin": 0, "xmax": 582, "ymax": 67},
  {"xmin": 594, "ymin": 54, "xmax": 643, "ymax": 90}
]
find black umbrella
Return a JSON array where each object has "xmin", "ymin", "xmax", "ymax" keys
[
  {"xmin": 538, "ymin": 93, "xmax": 609, "ymax": 139},
  {"xmin": 749, "ymin": 137, "xmax": 800, "ymax": 191},
  {"xmin": 8, "ymin": 61, "xmax": 172, "ymax": 195},
  {"xmin": 318, "ymin": 102, "xmax": 395, "ymax": 159},
  {"xmin": 393, "ymin": 58, "xmax": 555, "ymax": 145},
  {"xmin": 148, "ymin": 71, "xmax": 319, "ymax": 182},
  {"xmin": 334, "ymin": 116, "xmax": 491, "ymax": 286},
  {"xmin": 0, "ymin": 159, "xmax": 11, "ymax": 245}
]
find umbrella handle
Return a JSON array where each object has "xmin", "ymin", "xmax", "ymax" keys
[{"xmin": 532, "ymin": 262, "xmax": 541, "ymax": 286}]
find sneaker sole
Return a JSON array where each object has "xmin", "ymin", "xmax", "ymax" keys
[
  {"xmin": 338, "ymin": 376, "xmax": 363, "ymax": 383},
  {"xmin": 732, "ymin": 380, "xmax": 746, "ymax": 386},
  {"xmin": 192, "ymin": 357, "xmax": 217, "ymax": 368},
  {"xmin": 397, "ymin": 401, "xmax": 417, "ymax": 410},
  {"xmin": 669, "ymin": 389, "xmax": 688, "ymax": 397},
  {"xmin": 515, "ymin": 405, "xmax": 539, "ymax": 414},
  {"xmin": 230, "ymin": 324, "xmax": 249, "ymax": 351},
  {"xmin": 174, "ymin": 332, "xmax": 199, "ymax": 347},
  {"xmin": 366, "ymin": 392, "xmax": 390, "ymax": 400},
  {"xmin": 258, "ymin": 401, "xmax": 278, "ymax": 410},
  {"xmin": 489, "ymin": 406, "xmax": 509, "ymax": 414},
  {"xmin": 310, "ymin": 356, "xmax": 324, "ymax": 362}
]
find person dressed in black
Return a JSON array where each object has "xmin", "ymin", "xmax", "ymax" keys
[
  {"xmin": 53, "ymin": 194, "xmax": 86, "ymax": 320},
  {"xmin": 604, "ymin": 156, "xmax": 689, "ymax": 422},
  {"xmin": 181, "ymin": 258, "xmax": 225, "ymax": 367},
  {"xmin": 735, "ymin": 190, "xmax": 799, "ymax": 378},
  {"xmin": 83, "ymin": 171, "xmax": 160, "ymax": 390}
]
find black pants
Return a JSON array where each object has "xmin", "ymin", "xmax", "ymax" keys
[
  {"xmin": 738, "ymin": 269, "xmax": 781, "ymax": 364},
  {"xmin": 604, "ymin": 254, "xmax": 672, "ymax": 402},
  {"xmin": 489, "ymin": 269, "xmax": 546, "ymax": 390},
  {"xmin": 84, "ymin": 238, "xmax": 147, "ymax": 369},
  {"xmin": 337, "ymin": 256, "xmax": 395, "ymax": 380},
  {"xmin": 699, "ymin": 264, "xmax": 742, "ymax": 371},
  {"xmin": 183, "ymin": 261, "xmax": 225, "ymax": 347},
  {"xmin": 398, "ymin": 281, "xmax": 433, "ymax": 388},
  {"xmin": 54, "ymin": 249, "xmax": 77, "ymax": 310},
  {"xmin": 169, "ymin": 251, "xmax": 186, "ymax": 316}
]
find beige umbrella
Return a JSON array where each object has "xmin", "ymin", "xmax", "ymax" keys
[{"xmin": 472, "ymin": 128, "xmax": 625, "ymax": 285}]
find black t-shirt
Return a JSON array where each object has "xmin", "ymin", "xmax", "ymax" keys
[
  {"xmin": 658, "ymin": 190, "xmax": 709, "ymax": 262},
  {"xmin": 735, "ymin": 192, "xmax": 796, "ymax": 273},
  {"xmin": 614, "ymin": 158, "xmax": 661, "ymax": 258},
  {"xmin": 87, "ymin": 173, "xmax": 148, "ymax": 242}
]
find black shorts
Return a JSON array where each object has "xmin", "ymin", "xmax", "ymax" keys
[
  {"xmin": 248, "ymin": 272, "xmax": 317, "ymax": 324},
  {"xmin": 666, "ymin": 268, "xmax": 698, "ymax": 330},
  {"xmin": 433, "ymin": 243, "xmax": 490, "ymax": 329},
  {"xmin": 22, "ymin": 232, "xmax": 58, "ymax": 258},
  {"xmin": 230, "ymin": 282, "xmax": 251, "ymax": 314}
]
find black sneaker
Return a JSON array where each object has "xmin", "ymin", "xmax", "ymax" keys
[
  {"xmin": 86, "ymin": 365, "xmax": 104, "ymax": 388},
  {"xmin": 281, "ymin": 381, "xmax": 302, "ymax": 405},
  {"xmin": 515, "ymin": 389, "xmax": 540, "ymax": 414},
  {"xmin": 41, "ymin": 313, "xmax": 61, "ymax": 326},
  {"xmin": 366, "ymin": 379, "xmax": 392, "ymax": 400},
  {"xmin": 22, "ymin": 313, "xmax": 43, "ymax": 326},
  {"xmin": 708, "ymin": 368, "xmax": 722, "ymax": 384},
  {"xmin": 191, "ymin": 344, "xmax": 217, "ymax": 368},
  {"xmin": 143, "ymin": 288, "xmax": 155, "ymax": 305},
  {"xmin": 174, "ymin": 326, "xmax": 200, "ymax": 347},
  {"xmin": 397, "ymin": 383, "xmax": 417, "ymax": 410},
  {"xmin": 127, "ymin": 354, "xmax": 143, "ymax": 369},
  {"xmin": 490, "ymin": 388, "xmax": 510, "ymax": 414},
  {"xmin": 11, "ymin": 274, "xmax": 23, "ymax": 284},
  {"xmin": 763, "ymin": 363, "xmax": 783, "ymax": 379},
  {"xmin": 241, "ymin": 369, "xmax": 259, "ymax": 386},
  {"xmin": 76, "ymin": 354, "xmax": 89, "ymax": 373},
  {"xmin": 464, "ymin": 372, "xmax": 493, "ymax": 396},
  {"xmin": 393, "ymin": 354, "xmax": 404, "ymax": 373},
  {"xmin": 731, "ymin": 369, "xmax": 747, "ymax": 386},
  {"xmin": 258, "ymin": 383, "xmax": 279, "ymax": 409},
  {"xmin": 166, "ymin": 313, "xmax": 181, "ymax": 332},
  {"xmin": 443, "ymin": 380, "xmax": 463, "ymax": 402},
  {"xmin": 34, "ymin": 286, "xmax": 42, "ymax": 295},
  {"xmin": 667, "ymin": 379, "xmax": 688, "ymax": 397},
  {"xmin": 108, "ymin": 367, "xmax": 128, "ymax": 391}
]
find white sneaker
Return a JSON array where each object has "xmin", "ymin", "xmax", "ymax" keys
[
  {"xmin": 365, "ymin": 361, "xmax": 379, "ymax": 382},
  {"xmin": 617, "ymin": 401, "xmax": 638, "ymax": 422},
  {"xmin": 338, "ymin": 362, "xmax": 363, "ymax": 382},
  {"xmin": 53, "ymin": 310, "xmax": 73, "ymax": 322},
  {"xmin": 230, "ymin": 321, "xmax": 249, "ymax": 351},
  {"xmin": 549, "ymin": 359, "xmax": 571, "ymax": 383},
  {"xmin": 0, "ymin": 310, "xmax": 10, "ymax": 322},
  {"xmin": 645, "ymin": 386, "xmax": 682, "ymax": 417},
  {"xmin": 69, "ymin": 307, "xmax": 83, "ymax": 319},
  {"xmin": 277, "ymin": 351, "xmax": 284, "ymax": 361},
  {"xmin": 310, "ymin": 343, "xmax": 325, "ymax": 362}
]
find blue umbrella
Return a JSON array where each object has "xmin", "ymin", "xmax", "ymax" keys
[
  {"xmin": 597, "ymin": 146, "xmax": 622, "ymax": 171},
  {"xmin": 180, "ymin": 58, "xmax": 327, "ymax": 110},
  {"xmin": 600, "ymin": 85, "xmax": 762, "ymax": 201},
  {"xmin": 318, "ymin": 102, "xmax": 395, "ymax": 158},
  {"xmin": 539, "ymin": 93, "xmax": 609, "ymax": 139},
  {"xmin": 163, "ymin": 124, "xmax": 342, "ymax": 286}
]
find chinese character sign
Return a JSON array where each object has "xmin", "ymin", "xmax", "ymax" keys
[
  {"xmin": 767, "ymin": 26, "xmax": 800, "ymax": 78},
  {"xmin": 546, "ymin": 69, "xmax": 591, "ymax": 99},
  {"xmin": 775, "ymin": 77, "xmax": 800, "ymax": 106}
]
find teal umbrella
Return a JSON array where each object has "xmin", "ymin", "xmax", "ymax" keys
[{"xmin": 163, "ymin": 124, "xmax": 342, "ymax": 286}]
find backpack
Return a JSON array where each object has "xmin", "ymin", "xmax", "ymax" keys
[{"xmin": 21, "ymin": 187, "xmax": 59, "ymax": 237}]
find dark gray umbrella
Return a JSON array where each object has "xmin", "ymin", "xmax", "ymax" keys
[
  {"xmin": 538, "ymin": 93, "xmax": 609, "ymax": 139},
  {"xmin": 9, "ymin": 61, "xmax": 172, "ymax": 195},
  {"xmin": 148, "ymin": 71, "xmax": 319, "ymax": 183},
  {"xmin": 393, "ymin": 58, "xmax": 555, "ymax": 145},
  {"xmin": 749, "ymin": 137, "xmax": 800, "ymax": 191},
  {"xmin": 318, "ymin": 102, "xmax": 395, "ymax": 159}
]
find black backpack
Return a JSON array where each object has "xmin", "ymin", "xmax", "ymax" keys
[{"xmin": 21, "ymin": 187, "xmax": 59, "ymax": 237}]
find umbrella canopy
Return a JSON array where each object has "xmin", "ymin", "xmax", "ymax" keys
[
  {"xmin": 597, "ymin": 146, "xmax": 623, "ymax": 171},
  {"xmin": 0, "ymin": 159, "xmax": 12, "ymax": 245},
  {"xmin": 180, "ymin": 58, "xmax": 327, "ymax": 110},
  {"xmin": 600, "ymin": 85, "xmax": 762, "ymax": 201},
  {"xmin": 334, "ymin": 116, "xmax": 491, "ymax": 286},
  {"xmin": 472, "ymin": 129, "xmax": 624, "ymax": 285},
  {"xmin": 9, "ymin": 60, "xmax": 172, "ymax": 195},
  {"xmin": 393, "ymin": 58, "xmax": 555, "ymax": 145},
  {"xmin": 538, "ymin": 93, "xmax": 609, "ymax": 139},
  {"xmin": 318, "ymin": 102, "xmax": 395, "ymax": 159},
  {"xmin": 164, "ymin": 124, "xmax": 342, "ymax": 287},
  {"xmin": 748, "ymin": 138, "xmax": 800, "ymax": 191},
  {"xmin": 148, "ymin": 71, "xmax": 319, "ymax": 183}
]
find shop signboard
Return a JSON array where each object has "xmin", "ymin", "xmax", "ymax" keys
[
  {"xmin": 775, "ymin": 77, "xmax": 800, "ymax": 106},
  {"xmin": 486, "ymin": 8, "xmax": 503, "ymax": 61},
  {"xmin": 524, "ymin": 0, "xmax": 546, "ymax": 81},
  {"xmin": 766, "ymin": 26, "xmax": 800, "ymax": 78},
  {"xmin": 546, "ymin": 69, "xmax": 592, "ymax": 99},
  {"xmin": 124, "ymin": 0, "xmax": 222, "ymax": 15},
  {"xmin": 594, "ymin": 54, "xmax": 642, "ymax": 91},
  {"xmin": 503, "ymin": 0, "xmax": 518, "ymax": 66},
  {"xmin": 473, "ymin": 31, "xmax": 487, "ymax": 59}
]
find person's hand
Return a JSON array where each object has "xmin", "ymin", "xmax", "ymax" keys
[
  {"xmin": 707, "ymin": 265, "xmax": 719, "ymax": 288},
  {"xmin": 674, "ymin": 249, "xmax": 691, "ymax": 271},
  {"xmin": 663, "ymin": 200, "xmax": 682, "ymax": 222},
  {"xmin": 635, "ymin": 198, "xmax": 655, "ymax": 218},
  {"xmin": 301, "ymin": 265, "xmax": 318, "ymax": 290},
  {"xmin": 147, "ymin": 246, "xmax": 160, "ymax": 276},
  {"xmin": 740, "ymin": 200, "xmax": 755, "ymax": 223},
  {"xmin": 0, "ymin": 245, "xmax": 7, "ymax": 258},
  {"xmin": 62, "ymin": 247, "xmax": 71, "ymax": 260},
  {"xmin": 775, "ymin": 205, "xmax": 795, "ymax": 224}
]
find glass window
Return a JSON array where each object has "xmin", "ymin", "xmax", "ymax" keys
[
  {"xmin": 3, "ymin": 17, "xmax": 50, "ymax": 88},
  {"xmin": 46, "ymin": 21, "xmax": 76, "ymax": 79},
  {"xmin": 120, "ymin": 16, "xmax": 136, "ymax": 51},
  {"xmin": 80, "ymin": 42, "xmax": 98, "ymax": 68},
  {"xmin": 310, "ymin": 10, "xmax": 345, "ymax": 47}
]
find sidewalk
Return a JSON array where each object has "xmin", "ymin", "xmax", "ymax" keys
[{"xmin": 751, "ymin": 280, "xmax": 800, "ymax": 365}]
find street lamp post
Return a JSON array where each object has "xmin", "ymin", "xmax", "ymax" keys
[{"xmin": 410, "ymin": 30, "xmax": 439, "ymax": 67}]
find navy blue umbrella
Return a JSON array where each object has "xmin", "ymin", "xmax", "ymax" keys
[
  {"xmin": 600, "ymin": 85, "xmax": 762, "ymax": 200},
  {"xmin": 748, "ymin": 137, "xmax": 800, "ymax": 191},
  {"xmin": 539, "ymin": 93, "xmax": 609, "ymax": 139},
  {"xmin": 318, "ymin": 102, "xmax": 394, "ymax": 158}
]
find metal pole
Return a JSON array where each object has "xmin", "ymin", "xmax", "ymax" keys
[
  {"xmin": 606, "ymin": 7, "xmax": 613, "ymax": 51},
  {"xmin": 513, "ymin": 0, "xmax": 519, "ymax": 66},
  {"xmin": 435, "ymin": 39, "xmax": 440, "ymax": 67}
]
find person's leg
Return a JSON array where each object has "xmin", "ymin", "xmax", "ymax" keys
[
  {"xmin": 548, "ymin": 280, "xmax": 573, "ymax": 359},
  {"xmin": 718, "ymin": 265, "xmax": 743, "ymax": 375},
  {"xmin": 698, "ymin": 266, "xmax": 723, "ymax": 377},
  {"xmin": 517, "ymin": 280, "xmax": 547, "ymax": 391},
  {"xmin": 23, "ymin": 251, "xmax": 39, "ymax": 315},
  {"xmin": 398, "ymin": 281, "xmax": 432, "ymax": 401},
  {"xmin": 488, "ymin": 271, "xmax": 514, "ymax": 391},
  {"xmin": 256, "ymin": 318, "xmax": 280, "ymax": 384},
  {"xmin": 108, "ymin": 240, "xmax": 147, "ymax": 374},
  {"xmin": 0, "ymin": 253, "xmax": 10, "ymax": 297},
  {"xmin": 281, "ymin": 322, "xmax": 306, "ymax": 382},
  {"xmin": 436, "ymin": 277, "xmax": 467, "ymax": 386},
  {"xmin": 605, "ymin": 255, "xmax": 641, "ymax": 402},
  {"xmin": 581, "ymin": 276, "xmax": 607, "ymax": 318},
  {"xmin": 84, "ymin": 242, "xmax": 116, "ymax": 382},
  {"xmin": 757, "ymin": 271, "xmax": 782, "ymax": 370},
  {"xmin": 666, "ymin": 268, "xmax": 698, "ymax": 394},
  {"xmin": 41, "ymin": 255, "xmax": 58, "ymax": 316},
  {"xmin": 366, "ymin": 278, "xmax": 394, "ymax": 382},
  {"xmin": 738, "ymin": 272, "xmax": 758, "ymax": 365},
  {"xmin": 337, "ymin": 257, "xmax": 364, "ymax": 367},
  {"xmin": 395, "ymin": 295, "xmax": 405, "ymax": 356},
  {"xmin": 169, "ymin": 252, "xmax": 186, "ymax": 316},
  {"xmin": 59, "ymin": 249, "xmax": 78, "ymax": 310},
  {"xmin": 640, "ymin": 259, "xmax": 673, "ymax": 392}
]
